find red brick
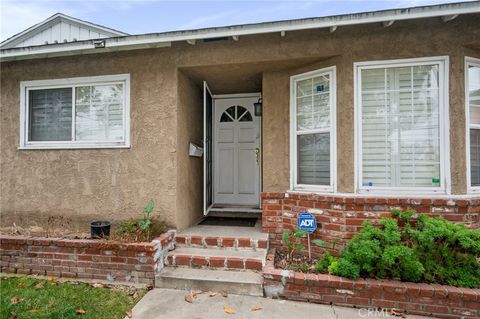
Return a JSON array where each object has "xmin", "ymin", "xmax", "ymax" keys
[
  {"xmin": 190, "ymin": 236, "xmax": 203, "ymax": 246},
  {"xmin": 226, "ymin": 257, "xmax": 244, "ymax": 269},
  {"xmin": 237, "ymin": 238, "xmax": 251, "ymax": 248},
  {"xmin": 424, "ymin": 305, "xmax": 450, "ymax": 314},
  {"xmin": 175, "ymin": 236, "xmax": 187, "ymax": 244},
  {"xmin": 191, "ymin": 256, "xmax": 207, "ymax": 267},
  {"xmin": 257, "ymin": 240, "xmax": 268, "ymax": 249},
  {"xmin": 245, "ymin": 259, "xmax": 262, "ymax": 271},
  {"xmin": 204, "ymin": 237, "xmax": 218, "ymax": 246},
  {"xmin": 174, "ymin": 255, "xmax": 191, "ymax": 266},
  {"xmin": 221, "ymin": 238, "xmax": 235, "ymax": 247},
  {"xmin": 209, "ymin": 256, "xmax": 225, "ymax": 268}
]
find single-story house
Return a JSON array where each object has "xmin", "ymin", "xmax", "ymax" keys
[{"xmin": 1, "ymin": 2, "xmax": 479, "ymax": 240}]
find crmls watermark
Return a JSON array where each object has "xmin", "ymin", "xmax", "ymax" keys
[{"xmin": 358, "ymin": 308, "xmax": 399, "ymax": 318}]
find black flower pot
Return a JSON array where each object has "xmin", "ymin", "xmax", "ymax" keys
[{"xmin": 90, "ymin": 221, "xmax": 111, "ymax": 239}]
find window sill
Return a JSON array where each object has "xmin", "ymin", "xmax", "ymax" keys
[
  {"xmin": 356, "ymin": 188, "xmax": 448, "ymax": 196},
  {"xmin": 18, "ymin": 143, "xmax": 131, "ymax": 150},
  {"xmin": 290, "ymin": 186, "xmax": 335, "ymax": 194}
]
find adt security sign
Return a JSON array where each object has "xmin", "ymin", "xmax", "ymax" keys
[{"xmin": 297, "ymin": 212, "xmax": 317, "ymax": 234}]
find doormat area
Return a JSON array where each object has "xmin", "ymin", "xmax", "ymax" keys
[{"xmin": 199, "ymin": 217, "xmax": 257, "ymax": 227}]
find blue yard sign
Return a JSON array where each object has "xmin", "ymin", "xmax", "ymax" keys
[{"xmin": 297, "ymin": 212, "xmax": 317, "ymax": 234}]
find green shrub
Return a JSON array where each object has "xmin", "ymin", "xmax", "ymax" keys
[
  {"xmin": 315, "ymin": 251, "xmax": 337, "ymax": 272},
  {"xmin": 329, "ymin": 212, "xmax": 480, "ymax": 288}
]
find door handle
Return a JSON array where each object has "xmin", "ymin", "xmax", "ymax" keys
[{"xmin": 255, "ymin": 148, "xmax": 260, "ymax": 165}]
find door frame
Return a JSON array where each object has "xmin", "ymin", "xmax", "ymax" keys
[{"xmin": 211, "ymin": 92, "xmax": 262, "ymax": 211}]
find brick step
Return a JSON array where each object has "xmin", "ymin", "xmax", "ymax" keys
[
  {"xmin": 165, "ymin": 247, "xmax": 266, "ymax": 271},
  {"xmin": 155, "ymin": 267, "xmax": 263, "ymax": 296},
  {"xmin": 175, "ymin": 234, "xmax": 268, "ymax": 251}
]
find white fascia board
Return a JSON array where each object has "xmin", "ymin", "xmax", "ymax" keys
[{"xmin": 1, "ymin": 2, "xmax": 479, "ymax": 61}]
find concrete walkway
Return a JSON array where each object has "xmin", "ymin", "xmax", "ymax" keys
[{"xmin": 130, "ymin": 289, "xmax": 428, "ymax": 319}]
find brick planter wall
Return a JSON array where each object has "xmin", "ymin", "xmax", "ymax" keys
[
  {"xmin": 262, "ymin": 192, "xmax": 480, "ymax": 256},
  {"xmin": 263, "ymin": 252, "xmax": 480, "ymax": 319},
  {"xmin": 0, "ymin": 230, "xmax": 175, "ymax": 285}
]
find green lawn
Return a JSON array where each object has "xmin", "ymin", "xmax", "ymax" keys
[{"xmin": 0, "ymin": 276, "xmax": 145, "ymax": 319}]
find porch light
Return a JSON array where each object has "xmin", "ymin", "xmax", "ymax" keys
[{"xmin": 254, "ymin": 98, "xmax": 262, "ymax": 117}]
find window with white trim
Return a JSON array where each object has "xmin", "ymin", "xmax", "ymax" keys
[
  {"xmin": 466, "ymin": 57, "xmax": 480, "ymax": 191},
  {"xmin": 356, "ymin": 57, "xmax": 448, "ymax": 193},
  {"xmin": 20, "ymin": 74, "xmax": 130, "ymax": 149},
  {"xmin": 290, "ymin": 67, "xmax": 336, "ymax": 191}
]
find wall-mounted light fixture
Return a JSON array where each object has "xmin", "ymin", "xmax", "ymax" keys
[
  {"xmin": 94, "ymin": 40, "xmax": 106, "ymax": 48},
  {"xmin": 254, "ymin": 98, "xmax": 262, "ymax": 117}
]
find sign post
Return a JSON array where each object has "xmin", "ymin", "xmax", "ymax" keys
[{"xmin": 297, "ymin": 212, "xmax": 318, "ymax": 260}]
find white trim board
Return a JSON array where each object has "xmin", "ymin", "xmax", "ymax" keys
[
  {"xmin": 354, "ymin": 56, "xmax": 450, "ymax": 195},
  {"xmin": 465, "ymin": 56, "xmax": 480, "ymax": 194}
]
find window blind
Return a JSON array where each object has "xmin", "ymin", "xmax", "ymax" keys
[
  {"xmin": 28, "ymin": 88, "xmax": 72, "ymax": 141},
  {"xmin": 295, "ymin": 73, "xmax": 331, "ymax": 186},
  {"xmin": 361, "ymin": 65, "xmax": 441, "ymax": 188}
]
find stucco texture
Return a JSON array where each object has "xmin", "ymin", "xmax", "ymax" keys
[{"xmin": 1, "ymin": 14, "xmax": 479, "ymax": 232}]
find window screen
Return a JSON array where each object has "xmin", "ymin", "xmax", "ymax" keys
[{"xmin": 28, "ymin": 88, "xmax": 72, "ymax": 141}]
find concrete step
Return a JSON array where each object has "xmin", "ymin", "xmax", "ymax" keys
[
  {"xmin": 155, "ymin": 267, "xmax": 264, "ymax": 297},
  {"xmin": 165, "ymin": 247, "xmax": 266, "ymax": 271}
]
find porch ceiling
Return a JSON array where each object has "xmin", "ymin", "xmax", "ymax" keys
[{"xmin": 180, "ymin": 56, "xmax": 333, "ymax": 94}]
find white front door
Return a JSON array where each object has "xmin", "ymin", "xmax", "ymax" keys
[{"xmin": 213, "ymin": 95, "xmax": 261, "ymax": 207}]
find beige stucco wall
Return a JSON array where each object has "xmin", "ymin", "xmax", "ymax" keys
[
  {"xmin": 176, "ymin": 71, "xmax": 204, "ymax": 229},
  {"xmin": 0, "ymin": 49, "xmax": 180, "ymax": 232},
  {"xmin": 1, "ymin": 14, "xmax": 479, "ymax": 232}
]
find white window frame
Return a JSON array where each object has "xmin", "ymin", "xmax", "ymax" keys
[
  {"xmin": 19, "ymin": 74, "xmax": 131, "ymax": 149},
  {"xmin": 354, "ymin": 56, "xmax": 450, "ymax": 195},
  {"xmin": 290, "ymin": 66, "xmax": 337, "ymax": 192},
  {"xmin": 465, "ymin": 56, "xmax": 480, "ymax": 194}
]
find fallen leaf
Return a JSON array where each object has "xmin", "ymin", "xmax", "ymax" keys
[
  {"xmin": 47, "ymin": 276, "xmax": 55, "ymax": 281},
  {"xmin": 220, "ymin": 290, "xmax": 228, "ymax": 298},
  {"xmin": 184, "ymin": 294, "xmax": 194, "ymax": 303},
  {"xmin": 224, "ymin": 306, "xmax": 235, "ymax": 314},
  {"xmin": 76, "ymin": 309, "xmax": 86, "ymax": 315},
  {"xmin": 35, "ymin": 283, "xmax": 44, "ymax": 289},
  {"xmin": 126, "ymin": 310, "xmax": 133, "ymax": 318},
  {"xmin": 192, "ymin": 290, "xmax": 203, "ymax": 297},
  {"xmin": 208, "ymin": 291, "xmax": 218, "ymax": 297},
  {"xmin": 10, "ymin": 296, "xmax": 22, "ymax": 305},
  {"xmin": 91, "ymin": 283, "xmax": 104, "ymax": 288},
  {"xmin": 266, "ymin": 255, "xmax": 274, "ymax": 261},
  {"xmin": 250, "ymin": 306, "xmax": 263, "ymax": 311},
  {"xmin": 389, "ymin": 309, "xmax": 404, "ymax": 317},
  {"xmin": 31, "ymin": 309, "xmax": 39, "ymax": 313}
]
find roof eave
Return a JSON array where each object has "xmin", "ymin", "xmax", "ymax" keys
[{"xmin": 1, "ymin": 1, "xmax": 479, "ymax": 62}]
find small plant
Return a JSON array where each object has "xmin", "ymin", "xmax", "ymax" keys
[
  {"xmin": 315, "ymin": 251, "xmax": 338, "ymax": 273},
  {"xmin": 115, "ymin": 199, "xmax": 167, "ymax": 242},
  {"xmin": 282, "ymin": 230, "xmax": 307, "ymax": 262},
  {"xmin": 282, "ymin": 230, "xmax": 325, "ymax": 262},
  {"xmin": 139, "ymin": 199, "xmax": 154, "ymax": 240}
]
